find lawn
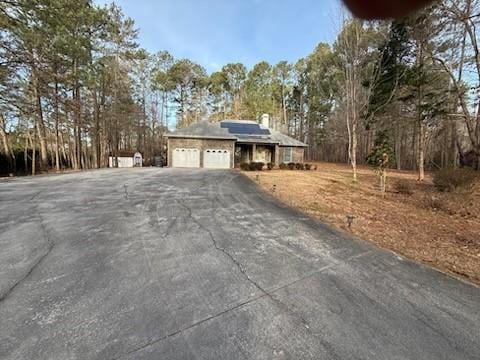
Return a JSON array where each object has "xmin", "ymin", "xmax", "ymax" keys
[{"xmin": 244, "ymin": 162, "xmax": 480, "ymax": 285}]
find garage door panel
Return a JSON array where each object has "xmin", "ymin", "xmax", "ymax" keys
[
  {"xmin": 204, "ymin": 149, "xmax": 231, "ymax": 169},
  {"xmin": 172, "ymin": 148, "xmax": 200, "ymax": 168}
]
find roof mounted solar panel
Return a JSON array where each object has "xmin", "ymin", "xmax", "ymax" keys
[{"xmin": 220, "ymin": 122, "xmax": 270, "ymax": 136}]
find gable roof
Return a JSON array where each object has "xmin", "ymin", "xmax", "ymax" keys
[
  {"xmin": 167, "ymin": 120, "xmax": 308, "ymax": 147},
  {"xmin": 270, "ymin": 131, "xmax": 308, "ymax": 147},
  {"xmin": 166, "ymin": 121, "xmax": 237, "ymax": 140}
]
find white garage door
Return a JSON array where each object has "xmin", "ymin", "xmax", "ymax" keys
[
  {"xmin": 172, "ymin": 148, "xmax": 200, "ymax": 168},
  {"xmin": 204, "ymin": 149, "xmax": 231, "ymax": 169}
]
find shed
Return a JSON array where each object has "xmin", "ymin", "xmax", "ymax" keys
[{"xmin": 109, "ymin": 151, "xmax": 143, "ymax": 168}]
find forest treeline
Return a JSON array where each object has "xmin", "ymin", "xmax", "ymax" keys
[{"xmin": 0, "ymin": 0, "xmax": 479, "ymax": 176}]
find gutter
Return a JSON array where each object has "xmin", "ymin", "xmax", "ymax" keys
[{"xmin": 166, "ymin": 134, "xmax": 237, "ymax": 140}]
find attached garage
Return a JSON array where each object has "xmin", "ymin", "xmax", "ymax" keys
[
  {"xmin": 166, "ymin": 119, "xmax": 307, "ymax": 169},
  {"xmin": 172, "ymin": 148, "xmax": 200, "ymax": 168},
  {"xmin": 203, "ymin": 149, "xmax": 231, "ymax": 169},
  {"xmin": 166, "ymin": 122, "xmax": 236, "ymax": 169}
]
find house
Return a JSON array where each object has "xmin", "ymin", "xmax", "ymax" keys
[
  {"xmin": 166, "ymin": 117, "xmax": 307, "ymax": 169},
  {"xmin": 109, "ymin": 151, "xmax": 143, "ymax": 168}
]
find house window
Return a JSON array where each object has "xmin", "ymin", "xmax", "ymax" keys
[{"xmin": 283, "ymin": 147, "xmax": 293, "ymax": 163}]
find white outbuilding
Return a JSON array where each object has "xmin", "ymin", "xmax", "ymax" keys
[{"xmin": 109, "ymin": 151, "xmax": 143, "ymax": 168}]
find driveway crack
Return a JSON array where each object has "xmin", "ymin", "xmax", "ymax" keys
[
  {"xmin": 114, "ymin": 196, "xmax": 346, "ymax": 359},
  {"xmin": 30, "ymin": 191, "xmax": 41, "ymax": 201},
  {"xmin": 113, "ymin": 293, "xmax": 267, "ymax": 359},
  {"xmin": 113, "ymin": 195, "xmax": 367, "ymax": 359},
  {"xmin": 178, "ymin": 200, "xmax": 263, "ymax": 292},
  {"xmin": 177, "ymin": 200, "xmax": 341, "ymax": 358},
  {"xmin": 0, "ymin": 214, "xmax": 54, "ymax": 303}
]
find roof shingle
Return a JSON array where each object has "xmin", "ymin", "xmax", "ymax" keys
[
  {"xmin": 167, "ymin": 121, "xmax": 237, "ymax": 140},
  {"xmin": 167, "ymin": 120, "xmax": 308, "ymax": 147}
]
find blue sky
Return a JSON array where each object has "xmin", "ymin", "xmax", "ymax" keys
[{"xmin": 94, "ymin": 0, "xmax": 343, "ymax": 72}]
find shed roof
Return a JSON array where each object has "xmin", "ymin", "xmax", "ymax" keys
[{"xmin": 109, "ymin": 150, "xmax": 140, "ymax": 157}]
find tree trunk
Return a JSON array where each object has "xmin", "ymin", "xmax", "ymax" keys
[
  {"xmin": 380, "ymin": 169, "xmax": 387, "ymax": 198},
  {"xmin": 412, "ymin": 122, "xmax": 417, "ymax": 170},
  {"xmin": 24, "ymin": 136, "xmax": 28, "ymax": 174},
  {"xmin": 351, "ymin": 117, "xmax": 358, "ymax": 182},
  {"xmin": 418, "ymin": 121, "xmax": 425, "ymax": 181},
  {"xmin": 160, "ymin": 91, "xmax": 165, "ymax": 128},
  {"xmin": 73, "ymin": 59, "xmax": 82, "ymax": 170},
  {"xmin": 416, "ymin": 38, "xmax": 425, "ymax": 180},
  {"xmin": 299, "ymin": 91, "xmax": 305, "ymax": 143},
  {"xmin": 71, "ymin": 129, "xmax": 78, "ymax": 169},
  {"xmin": 348, "ymin": 63, "xmax": 358, "ymax": 182},
  {"xmin": 92, "ymin": 89, "xmax": 101, "ymax": 168},
  {"xmin": 0, "ymin": 113, "xmax": 12, "ymax": 162},
  {"xmin": 32, "ymin": 75, "xmax": 48, "ymax": 171},
  {"xmin": 60, "ymin": 130, "xmax": 67, "ymax": 167},
  {"xmin": 30, "ymin": 129, "xmax": 36, "ymax": 176},
  {"xmin": 395, "ymin": 121, "xmax": 402, "ymax": 170},
  {"xmin": 54, "ymin": 81, "xmax": 60, "ymax": 171},
  {"xmin": 282, "ymin": 83, "xmax": 287, "ymax": 132}
]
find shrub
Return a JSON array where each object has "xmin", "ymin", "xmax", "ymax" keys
[
  {"xmin": 251, "ymin": 162, "xmax": 264, "ymax": 171},
  {"xmin": 422, "ymin": 195, "xmax": 446, "ymax": 211},
  {"xmin": 305, "ymin": 164, "xmax": 312, "ymax": 171},
  {"xmin": 393, "ymin": 179, "xmax": 413, "ymax": 195},
  {"xmin": 240, "ymin": 162, "xmax": 250, "ymax": 171},
  {"xmin": 433, "ymin": 167, "xmax": 478, "ymax": 192},
  {"xmin": 267, "ymin": 162, "xmax": 274, "ymax": 170},
  {"xmin": 287, "ymin": 162, "xmax": 296, "ymax": 170},
  {"xmin": 279, "ymin": 163, "xmax": 288, "ymax": 170},
  {"xmin": 295, "ymin": 163, "xmax": 305, "ymax": 170}
]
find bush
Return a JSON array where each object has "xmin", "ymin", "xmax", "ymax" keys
[
  {"xmin": 305, "ymin": 164, "xmax": 312, "ymax": 170},
  {"xmin": 251, "ymin": 162, "xmax": 264, "ymax": 171},
  {"xmin": 240, "ymin": 163, "xmax": 250, "ymax": 171},
  {"xmin": 295, "ymin": 163, "xmax": 305, "ymax": 170},
  {"xmin": 240, "ymin": 162, "xmax": 263, "ymax": 171},
  {"xmin": 267, "ymin": 162, "xmax": 274, "ymax": 170},
  {"xmin": 279, "ymin": 163, "xmax": 288, "ymax": 170},
  {"xmin": 240, "ymin": 162, "xmax": 250, "ymax": 171},
  {"xmin": 393, "ymin": 179, "xmax": 413, "ymax": 195},
  {"xmin": 422, "ymin": 195, "xmax": 447, "ymax": 211},
  {"xmin": 433, "ymin": 167, "xmax": 478, "ymax": 192},
  {"xmin": 287, "ymin": 162, "xmax": 296, "ymax": 170}
]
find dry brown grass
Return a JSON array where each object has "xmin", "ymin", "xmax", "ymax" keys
[{"xmin": 244, "ymin": 162, "xmax": 480, "ymax": 285}]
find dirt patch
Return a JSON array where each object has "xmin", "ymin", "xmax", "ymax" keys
[{"xmin": 244, "ymin": 163, "xmax": 480, "ymax": 285}]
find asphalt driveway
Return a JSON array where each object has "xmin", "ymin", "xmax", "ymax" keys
[{"xmin": 0, "ymin": 168, "xmax": 479, "ymax": 360}]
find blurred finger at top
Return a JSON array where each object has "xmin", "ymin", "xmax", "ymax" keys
[{"xmin": 342, "ymin": 0, "xmax": 434, "ymax": 19}]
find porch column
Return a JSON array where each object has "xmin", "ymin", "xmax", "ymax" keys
[
  {"xmin": 274, "ymin": 144, "xmax": 280, "ymax": 168},
  {"xmin": 252, "ymin": 144, "xmax": 256, "ymax": 162}
]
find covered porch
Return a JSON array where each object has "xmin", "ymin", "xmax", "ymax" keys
[{"xmin": 234, "ymin": 142, "xmax": 280, "ymax": 167}]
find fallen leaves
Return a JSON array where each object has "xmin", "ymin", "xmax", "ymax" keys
[{"xmin": 244, "ymin": 163, "xmax": 480, "ymax": 285}]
